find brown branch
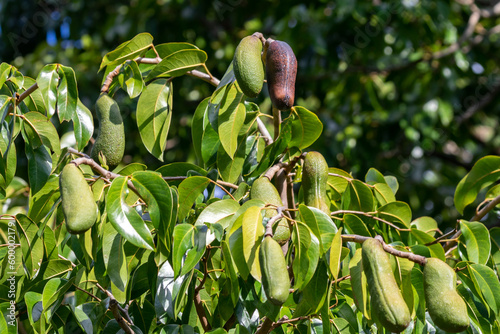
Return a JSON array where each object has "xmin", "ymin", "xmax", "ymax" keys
[
  {"xmin": 194, "ymin": 289, "xmax": 212, "ymax": 332},
  {"xmin": 195, "ymin": 248, "xmax": 211, "ymax": 293},
  {"xmin": 332, "ymin": 275, "xmax": 351, "ymax": 285},
  {"xmin": 73, "ymin": 284, "xmax": 102, "ymax": 302},
  {"xmin": 109, "ymin": 299, "xmax": 134, "ymax": 334},
  {"xmin": 265, "ymin": 210, "xmax": 285, "ymax": 237},
  {"xmin": 256, "ymin": 317, "xmax": 274, "ymax": 334},
  {"xmin": 444, "ymin": 192, "xmax": 500, "ymax": 251},
  {"xmin": 257, "ymin": 117, "xmax": 273, "ymax": 145},
  {"xmin": 424, "ymin": 229, "xmax": 458, "ymax": 246},
  {"xmin": 270, "ymin": 316, "xmax": 310, "ymax": 330},
  {"xmin": 187, "ymin": 69, "xmax": 220, "ymax": 87},
  {"xmin": 331, "ymin": 209, "xmax": 411, "ymax": 231}
]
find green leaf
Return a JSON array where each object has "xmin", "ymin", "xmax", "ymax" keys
[
  {"xmin": 145, "ymin": 49, "xmax": 207, "ymax": 80},
  {"xmin": 136, "ymin": 79, "xmax": 172, "ymax": 161},
  {"xmin": 460, "ymin": 220, "xmax": 491, "ymax": 265},
  {"xmin": 410, "ymin": 216, "xmax": 438, "ymax": 237},
  {"xmin": 469, "ymin": 264, "xmax": 500, "ymax": 317},
  {"xmin": 295, "ymin": 261, "xmax": 329, "ymax": 316},
  {"xmin": 365, "ymin": 168, "xmax": 386, "ymax": 185},
  {"xmin": 72, "ymin": 100, "xmax": 94, "ymax": 152},
  {"xmin": 172, "ymin": 224, "xmax": 207, "ymax": 277},
  {"xmin": 409, "ymin": 228, "xmax": 445, "ymax": 261},
  {"xmin": 42, "ymin": 278, "xmax": 74, "ymax": 317},
  {"xmin": 288, "ymin": 106, "xmax": 323, "ymax": 149},
  {"xmin": 377, "ymin": 201, "xmax": 412, "ymax": 228},
  {"xmin": 36, "ymin": 64, "xmax": 59, "ymax": 118},
  {"xmin": 26, "ymin": 145, "xmax": 52, "ymax": 195},
  {"xmin": 0, "ymin": 302, "xmax": 17, "ymax": 333},
  {"xmin": 102, "ymin": 222, "xmax": 128, "ymax": 292},
  {"xmin": 217, "ymin": 133, "xmax": 252, "ymax": 184},
  {"xmin": 106, "ymin": 176, "xmax": 155, "ymax": 250},
  {"xmin": 241, "ymin": 206, "xmax": 264, "ymax": 281},
  {"xmin": 192, "ymin": 98, "xmax": 215, "ymax": 164},
  {"xmin": 177, "ymin": 176, "xmax": 211, "ymax": 222},
  {"xmin": 16, "ymin": 214, "xmax": 44, "ymax": 278},
  {"xmin": 372, "ymin": 183, "xmax": 396, "ymax": 205},
  {"xmin": 56, "ymin": 65, "xmax": 78, "ymax": 122},
  {"xmin": 293, "ymin": 221, "xmax": 320, "ymax": 290},
  {"xmin": 454, "ymin": 155, "xmax": 500, "ymax": 215},
  {"xmin": 28, "ymin": 175, "xmax": 59, "ymax": 222},
  {"xmin": 218, "ymin": 89, "xmax": 245, "ymax": 158},
  {"xmin": 21, "ymin": 76, "xmax": 46, "ymax": 115},
  {"xmin": 343, "ymin": 214, "xmax": 372, "ymax": 237},
  {"xmin": 99, "ymin": 33, "xmax": 153, "ymax": 71},
  {"xmin": 118, "ymin": 60, "xmax": 145, "ymax": 98},
  {"xmin": 299, "ymin": 204, "xmax": 338, "ymax": 255},
  {"xmin": 42, "ymin": 259, "xmax": 73, "ymax": 279},
  {"xmin": 327, "ymin": 168, "xmax": 351, "ymax": 198},
  {"xmin": 131, "ymin": 171, "xmax": 176, "ymax": 251},
  {"xmin": 329, "ymin": 227, "xmax": 343, "ymax": 280},
  {"xmin": 23, "ymin": 111, "xmax": 60, "ymax": 155},
  {"xmin": 195, "ymin": 199, "xmax": 239, "ymax": 232},
  {"xmin": 227, "ymin": 213, "xmax": 250, "ymax": 280},
  {"xmin": 342, "ymin": 180, "xmax": 373, "ymax": 212},
  {"xmin": 348, "ymin": 248, "xmax": 369, "ymax": 319},
  {"xmin": 25, "ymin": 292, "xmax": 43, "ymax": 331}
]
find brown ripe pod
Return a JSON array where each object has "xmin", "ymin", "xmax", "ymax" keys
[{"xmin": 266, "ymin": 40, "xmax": 297, "ymax": 110}]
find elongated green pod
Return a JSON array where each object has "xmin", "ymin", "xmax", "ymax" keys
[
  {"xmin": 259, "ymin": 236, "xmax": 290, "ymax": 305},
  {"xmin": 233, "ymin": 35, "xmax": 264, "ymax": 98},
  {"xmin": 302, "ymin": 151, "xmax": 330, "ymax": 215},
  {"xmin": 265, "ymin": 40, "xmax": 297, "ymax": 110},
  {"xmin": 90, "ymin": 94, "xmax": 125, "ymax": 169},
  {"xmin": 424, "ymin": 258, "xmax": 469, "ymax": 333},
  {"xmin": 362, "ymin": 238, "xmax": 411, "ymax": 333},
  {"xmin": 250, "ymin": 177, "xmax": 290, "ymax": 244},
  {"xmin": 59, "ymin": 163, "xmax": 98, "ymax": 234}
]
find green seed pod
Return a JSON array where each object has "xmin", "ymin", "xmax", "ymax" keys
[
  {"xmin": 233, "ymin": 35, "xmax": 264, "ymax": 98},
  {"xmin": 362, "ymin": 238, "xmax": 411, "ymax": 333},
  {"xmin": 90, "ymin": 94, "xmax": 125, "ymax": 169},
  {"xmin": 59, "ymin": 163, "xmax": 98, "ymax": 234},
  {"xmin": 250, "ymin": 177, "xmax": 290, "ymax": 244},
  {"xmin": 424, "ymin": 258, "xmax": 469, "ymax": 333},
  {"xmin": 265, "ymin": 40, "xmax": 297, "ymax": 110},
  {"xmin": 259, "ymin": 236, "xmax": 290, "ymax": 305},
  {"xmin": 302, "ymin": 151, "xmax": 330, "ymax": 215}
]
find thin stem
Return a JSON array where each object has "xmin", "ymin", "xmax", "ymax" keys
[
  {"xmin": 256, "ymin": 117, "xmax": 273, "ymax": 145},
  {"xmin": 73, "ymin": 284, "xmax": 102, "ymax": 302},
  {"xmin": 331, "ymin": 209, "xmax": 411, "ymax": 231}
]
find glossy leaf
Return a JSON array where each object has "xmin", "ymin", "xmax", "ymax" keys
[
  {"xmin": 102, "ymin": 222, "xmax": 128, "ymax": 292},
  {"xmin": 36, "ymin": 64, "xmax": 59, "ymax": 118},
  {"xmin": 118, "ymin": 60, "xmax": 145, "ymax": 98},
  {"xmin": 177, "ymin": 176, "xmax": 210, "ymax": 222},
  {"xmin": 72, "ymin": 100, "xmax": 94, "ymax": 151},
  {"xmin": 454, "ymin": 155, "xmax": 500, "ymax": 214},
  {"xmin": 106, "ymin": 176, "xmax": 155, "ymax": 250},
  {"xmin": 349, "ymin": 248, "xmax": 369, "ymax": 319},
  {"xmin": 342, "ymin": 180, "xmax": 373, "ymax": 212},
  {"xmin": 377, "ymin": 201, "xmax": 412, "ymax": 228},
  {"xmin": 28, "ymin": 175, "xmax": 59, "ymax": 223},
  {"xmin": 23, "ymin": 111, "xmax": 60, "ymax": 154},
  {"xmin": 343, "ymin": 214, "xmax": 372, "ymax": 237},
  {"xmin": 218, "ymin": 90, "xmax": 245, "ymax": 158},
  {"xmin": 460, "ymin": 220, "xmax": 491, "ymax": 265},
  {"xmin": 26, "ymin": 145, "xmax": 51, "ymax": 195},
  {"xmin": 145, "ymin": 49, "xmax": 207, "ymax": 80},
  {"xmin": 409, "ymin": 228, "xmax": 445, "ymax": 261},
  {"xmin": 288, "ymin": 106, "xmax": 323, "ymax": 149},
  {"xmin": 293, "ymin": 221, "xmax": 320, "ymax": 290},
  {"xmin": 372, "ymin": 183, "xmax": 396, "ymax": 205},
  {"xmin": 410, "ymin": 216, "xmax": 438, "ymax": 237},
  {"xmin": 42, "ymin": 277, "xmax": 74, "ymax": 315},
  {"xmin": 469, "ymin": 264, "xmax": 500, "ymax": 317},
  {"xmin": 195, "ymin": 199, "xmax": 239, "ymax": 243},
  {"xmin": 172, "ymin": 224, "xmax": 207, "ymax": 277},
  {"xmin": 16, "ymin": 214, "xmax": 44, "ymax": 278},
  {"xmin": 99, "ymin": 32, "xmax": 153, "ymax": 71},
  {"xmin": 241, "ymin": 206, "xmax": 264, "ymax": 281},
  {"xmin": 299, "ymin": 204, "xmax": 338, "ymax": 255},
  {"xmin": 136, "ymin": 79, "xmax": 172, "ymax": 161},
  {"xmin": 56, "ymin": 65, "xmax": 78, "ymax": 122},
  {"xmin": 329, "ymin": 227, "xmax": 343, "ymax": 280}
]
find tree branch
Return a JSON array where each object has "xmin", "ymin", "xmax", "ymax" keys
[
  {"xmin": 331, "ymin": 210, "xmax": 411, "ymax": 231},
  {"xmin": 95, "ymin": 283, "xmax": 134, "ymax": 331}
]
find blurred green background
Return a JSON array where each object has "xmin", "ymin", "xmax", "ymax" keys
[{"xmin": 2, "ymin": 0, "xmax": 500, "ymax": 229}]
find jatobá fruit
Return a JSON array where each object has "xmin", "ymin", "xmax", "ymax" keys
[
  {"xmin": 362, "ymin": 238, "xmax": 411, "ymax": 333},
  {"xmin": 59, "ymin": 163, "xmax": 98, "ymax": 234},
  {"xmin": 233, "ymin": 35, "xmax": 264, "ymax": 98},
  {"xmin": 250, "ymin": 177, "xmax": 290, "ymax": 244},
  {"xmin": 90, "ymin": 94, "xmax": 125, "ymax": 169},
  {"xmin": 265, "ymin": 40, "xmax": 297, "ymax": 110},
  {"xmin": 259, "ymin": 236, "xmax": 290, "ymax": 305},
  {"xmin": 423, "ymin": 258, "xmax": 469, "ymax": 333},
  {"xmin": 302, "ymin": 151, "xmax": 330, "ymax": 215}
]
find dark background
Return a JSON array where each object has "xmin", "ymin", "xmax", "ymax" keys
[{"xmin": 2, "ymin": 0, "xmax": 500, "ymax": 229}]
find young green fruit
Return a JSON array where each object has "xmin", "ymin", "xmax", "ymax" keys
[
  {"xmin": 90, "ymin": 94, "xmax": 125, "ymax": 169},
  {"xmin": 424, "ymin": 258, "xmax": 469, "ymax": 333},
  {"xmin": 362, "ymin": 238, "xmax": 411, "ymax": 333},
  {"xmin": 59, "ymin": 163, "xmax": 98, "ymax": 234},
  {"xmin": 302, "ymin": 151, "xmax": 330, "ymax": 215},
  {"xmin": 265, "ymin": 40, "xmax": 297, "ymax": 110},
  {"xmin": 233, "ymin": 35, "xmax": 264, "ymax": 98},
  {"xmin": 259, "ymin": 236, "xmax": 290, "ymax": 305},
  {"xmin": 250, "ymin": 177, "xmax": 290, "ymax": 244}
]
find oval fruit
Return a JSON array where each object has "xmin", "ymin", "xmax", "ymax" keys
[
  {"xmin": 90, "ymin": 94, "xmax": 125, "ymax": 169},
  {"xmin": 233, "ymin": 35, "xmax": 264, "ymax": 98},
  {"xmin": 265, "ymin": 40, "xmax": 297, "ymax": 110},
  {"xmin": 250, "ymin": 177, "xmax": 290, "ymax": 244},
  {"xmin": 362, "ymin": 238, "xmax": 411, "ymax": 333},
  {"xmin": 259, "ymin": 236, "xmax": 290, "ymax": 305},
  {"xmin": 423, "ymin": 258, "xmax": 469, "ymax": 333},
  {"xmin": 59, "ymin": 163, "xmax": 98, "ymax": 234},
  {"xmin": 302, "ymin": 151, "xmax": 330, "ymax": 215}
]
